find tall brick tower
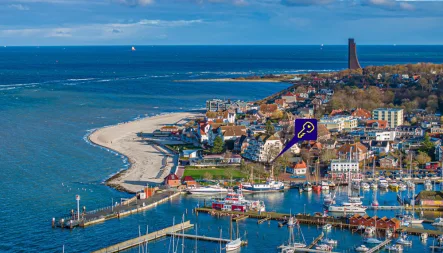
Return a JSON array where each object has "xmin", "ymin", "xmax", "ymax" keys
[{"xmin": 348, "ymin": 38, "xmax": 362, "ymax": 70}]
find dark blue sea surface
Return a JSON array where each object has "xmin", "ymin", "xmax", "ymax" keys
[{"xmin": 1, "ymin": 46, "xmax": 443, "ymax": 253}]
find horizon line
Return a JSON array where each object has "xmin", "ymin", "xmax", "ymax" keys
[{"xmin": 2, "ymin": 44, "xmax": 443, "ymax": 47}]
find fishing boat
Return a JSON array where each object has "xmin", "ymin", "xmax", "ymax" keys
[
  {"xmin": 385, "ymin": 244, "xmax": 403, "ymax": 252},
  {"xmin": 242, "ymin": 165, "xmax": 284, "ymax": 192},
  {"xmin": 355, "ymin": 245, "xmax": 369, "ymax": 252},
  {"xmin": 211, "ymin": 190, "xmax": 265, "ymax": 212},
  {"xmin": 420, "ymin": 233, "xmax": 428, "ymax": 241},
  {"xmin": 303, "ymin": 181, "xmax": 312, "ymax": 192},
  {"xmin": 432, "ymin": 217, "xmax": 443, "ymax": 227},
  {"xmin": 322, "ymin": 224, "xmax": 332, "ymax": 231},
  {"xmin": 187, "ymin": 185, "xmax": 228, "ymax": 195},
  {"xmin": 315, "ymin": 244, "xmax": 333, "ymax": 251}
]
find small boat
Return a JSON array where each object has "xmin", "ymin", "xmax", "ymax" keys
[
  {"xmin": 389, "ymin": 181, "xmax": 399, "ymax": 191},
  {"xmin": 355, "ymin": 245, "xmax": 369, "ymax": 252},
  {"xmin": 379, "ymin": 178, "xmax": 389, "ymax": 189},
  {"xmin": 385, "ymin": 229, "xmax": 393, "ymax": 238},
  {"xmin": 424, "ymin": 179, "xmax": 433, "ymax": 191},
  {"xmin": 323, "ymin": 224, "xmax": 332, "ymax": 231},
  {"xmin": 437, "ymin": 235, "xmax": 443, "ymax": 245},
  {"xmin": 357, "ymin": 225, "xmax": 366, "ymax": 231},
  {"xmin": 370, "ymin": 182, "xmax": 378, "ymax": 190},
  {"xmin": 323, "ymin": 193, "xmax": 335, "ymax": 206},
  {"xmin": 328, "ymin": 181, "xmax": 336, "ymax": 188},
  {"xmin": 385, "ymin": 244, "xmax": 403, "ymax": 252},
  {"xmin": 303, "ymin": 181, "xmax": 312, "ymax": 192},
  {"xmin": 321, "ymin": 181, "xmax": 330, "ymax": 191},
  {"xmin": 312, "ymin": 182, "xmax": 322, "ymax": 192},
  {"xmin": 226, "ymin": 238, "xmax": 241, "ymax": 251},
  {"xmin": 364, "ymin": 226, "xmax": 375, "ymax": 236},
  {"xmin": 315, "ymin": 244, "xmax": 333, "ymax": 251},
  {"xmin": 432, "ymin": 218, "xmax": 443, "ymax": 227},
  {"xmin": 398, "ymin": 183, "xmax": 407, "ymax": 191},
  {"xmin": 361, "ymin": 182, "xmax": 370, "ymax": 191},
  {"xmin": 396, "ymin": 237, "xmax": 412, "ymax": 246},
  {"xmin": 328, "ymin": 205, "xmax": 367, "ymax": 213},
  {"xmin": 420, "ymin": 233, "xmax": 428, "ymax": 241},
  {"xmin": 364, "ymin": 238, "xmax": 382, "ymax": 244},
  {"xmin": 321, "ymin": 238, "xmax": 338, "ymax": 245},
  {"xmin": 131, "ymin": 46, "xmax": 136, "ymax": 51}
]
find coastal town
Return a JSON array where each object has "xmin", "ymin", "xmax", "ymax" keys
[{"xmin": 50, "ymin": 40, "xmax": 443, "ymax": 253}]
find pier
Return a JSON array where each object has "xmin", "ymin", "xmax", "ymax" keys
[
  {"xmin": 307, "ymin": 232, "xmax": 324, "ymax": 249},
  {"xmin": 367, "ymin": 239, "xmax": 391, "ymax": 253},
  {"xmin": 91, "ymin": 221, "xmax": 194, "ymax": 253},
  {"xmin": 397, "ymin": 227, "xmax": 443, "ymax": 237},
  {"xmin": 167, "ymin": 232, "xmax": 231, "ymax": 243},
  {"xmin": 55, "ymin": 191, "xmax": 181, "ymax": 229}
]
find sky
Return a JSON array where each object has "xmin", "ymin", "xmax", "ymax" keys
[{"xmin": 0, "ymin": 0, "xmax": 442, "ymax": 46}]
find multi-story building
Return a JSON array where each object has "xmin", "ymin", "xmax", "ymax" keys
[
  {"xmin": 367, "ymin": 130, "xmax": 396, "ymax": 141},
  {"xmin": 319, "ymin": 116, "xmax": 357, "ymax": 132},
  {"xmin": 395, "ymin": 126, "xmax": 424, "ymax": 138},
  {"xmin": 372, "ymin": 108, "xmax": 404, "ymax": 128},
  {"xmin": 242, "ymin": 135, "xmax": 282, "ymax": 162},
  {"xmin": 329, "ymin": 159, "xmax": 359, "ymax": 175}
]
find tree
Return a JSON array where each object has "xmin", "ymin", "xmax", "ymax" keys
[
  {"xmin": 420, "ymin": 133, "xmax": 434, "ymax": 156},
  {"xmin": 203, "ymin": 172, "xmax": 213, "ymax": 181},
  {"xmin": 265, "ymin": 120, "xmax": 275, "ymax": 135},
  {"xmin": 211, "ymin": 136, "xmax": 224, "ymax": 154},
  {"xmin": 416, "ymin": 152, "xmax": 431, "ymax": 165},
  {"xmin": 410, "ymin": 117, "xmax": 417, "ymax": 125},
  {"xmin": 224, "ymin": 167, "xmax": 234, "ymax": 183},
  {"xmin": 275, "ymin": 152, "xmax": 292, "ymax": 175},
  {"xmin": 320, "ymin": 149, "xmax": 337, "ymax": 163}
]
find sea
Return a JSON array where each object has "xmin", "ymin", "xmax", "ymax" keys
[{"xmin": 1, "ymin": 45, "xmax": 443, "ymax": 253}]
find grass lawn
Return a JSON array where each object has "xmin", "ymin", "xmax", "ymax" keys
[{"xmin": 183, "ymin": 167, "xmax": 247, "ymax": 180}]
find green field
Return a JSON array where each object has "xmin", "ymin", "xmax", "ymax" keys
[{"xmin": 183, "ymin": 167, "xmax": 247, "ymax": 180}]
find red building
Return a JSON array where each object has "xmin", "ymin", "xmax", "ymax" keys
[{"xmin": 164, "ymin": 174, "xmax": 181, "ymax": 187}]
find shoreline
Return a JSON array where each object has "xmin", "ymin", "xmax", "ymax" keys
[
  {"xmin": 88, "ymin": 112, "xmax": 200, "ymax": 193},
  {"xmin": 175, "ymin": 78, "xmax": 284, "ymax": 83}
]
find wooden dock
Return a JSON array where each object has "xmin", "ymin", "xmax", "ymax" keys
[
  {"xmin": 167, "ymin": 232, "xmax": 231, "ymax": 243},
  {"xmin": 307, "ymin": 232, "xmax": 324, "ymax": 249},
  {"xmin": 91, "ymin": 221, "xmax": 194, "ymax": 253},
  {"xmin": 233, "ymin": 215, "xmax": 249, "ymax": 222},
  {"xmin": 55, "ymin": 191, "xmax": 181, "ymax": 229},
  {"xmin": 258, "ymin": 216, "xmax": 270, "ymax": 224},
  {"xmin": 367, "ymin": 239, "xmax": 391, "ymax": 253},
  {"xmin": 397, "ymin": 227, "xmax": 443, "ymax": 237}
]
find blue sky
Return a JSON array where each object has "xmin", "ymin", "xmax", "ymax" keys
[{"xmin": 0, "ymin": 0, "xmax": 442, "ymax": 45}]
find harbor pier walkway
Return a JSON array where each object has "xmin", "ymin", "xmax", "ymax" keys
[{"xmin": 91, "ymin": 221, "xmax": 193, "ymax": 253}]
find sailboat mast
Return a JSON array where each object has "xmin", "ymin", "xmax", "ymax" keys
[{"xmin": 230, "ymin": 215, "xmax": 233, "ymax": 241}]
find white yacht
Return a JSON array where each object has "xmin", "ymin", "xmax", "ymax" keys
[
  {"xmin": 187, "ymin": 185, "xmax": 228, "ymax": 195},
  {"xmin": 355, "ymin": 245, "xmax": 369, "ymax": 252},
  {"xmin": 226, "ymin": 238, "xmax": 241, "ymax": 251},
  {"xmin": 328, "ymin": 205, "xmax": 366, "ymax": 213},
  {"xmin": 379, "ymin": 178, "xmax": 389, "ymax": 189},
  {"xmin": 303, "ymin": 181, "xmax": 312, "ymax": 192},
  {"xmin": 420, "ymin": 233, "xmax": 428, "ymax": 241},
  {"xmin": 322, "ymin": 224, "xmax": 332, "ymax": 231}
]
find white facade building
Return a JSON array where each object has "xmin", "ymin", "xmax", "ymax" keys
[
  {"xmin": 242, "ymin": 135, "xmax": 283, "ymax": 162},
  {"xmin": 329, "ymin": 159, "xmax": 359, "ymax": 174},
  {"xmin": 368, "ymin": 131, "xmax": 396, "ymax": 141}
]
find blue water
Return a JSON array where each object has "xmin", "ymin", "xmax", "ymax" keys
[{"xmin": 1, "ymin": 45, "xmax": 443, "ymax": 253}]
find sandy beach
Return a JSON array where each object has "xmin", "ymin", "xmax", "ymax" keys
[
  {"xmin": 175, "ymin": 78, "xmax": 283, "ymax": 83},
  {"xmin": 89, "ymin": 112, "xmax": 200, "ymax": 193}
]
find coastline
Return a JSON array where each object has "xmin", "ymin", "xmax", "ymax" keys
[
  {"xmin": 88, "ymin": 112, "xmax": 200, "ymax": 193},
  {"xmin": 175, "ymin": 78, "xmax": 283, "ymax": 83}
]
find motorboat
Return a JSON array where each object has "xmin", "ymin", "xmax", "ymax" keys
[
  {"xmin": 187, "ymin": 185, "xmax": 228, "ymax": 195},
  {"xmin": 432, "ymin": 217, "xmax": 443, "ymax": 227},
  {"xmin": 420, "ymin": 233, "xmax": 428, "ymax": 241},
  {"xmin": 361, "ymin": 182, "xmax": 370, "ymax": 191},
  {"xmin": 398, "ymin": 182, "xmax": 407, "ymax": 191},
  {"xmin": 364, "ymin": 226, "xmax": 375, "ymax": 236},
  {"xmin": 355, "ymin": 245, "xmax": 369, "ymax": 252},
  {"xmin": 321, "ymin": 181, "xmax": 330, "ymax": 191},
  {"xmin": 370, "ymin": 182, "xmax": 378, "ymax": 190},
  {"xmin": 343, "ymin": 196, "xmax": 363, "ymax": 207},
  {"xmin": 315, "ymin": 244, "xmax": 333, "ymax": 251},
  {"xmin": 303, "ymin": 181, "xmax": 312, "ymax": 192},
  {"xmin": 212, "ymin": 190, "xmax": 265, "ymax": 212},
  {"xmin": 242, "ymin": 177, "xmax": 284, "ymax": 192},
  {"xmin": 312, "ymin": 182, "xmax": 322, "ymax": 192},
  {"xmin": 321, "ymin": 238, "xmax": 338, "ymax": 245},
  {"xmin": 226, "ymin": 238, "xmax": 241, "ymax": 251},
  {"xmin": 396, "ymin": 237, "xmax": 412, "ymax": 246},
  {"xmin": 385, "ymin": 244, "xmax": 403, "ymax": 252},
  {"xmin": 379, "ymin": 178, "xmax": 389, "ymax": 189},
  {"xmin": 364, "ymin": 237, "xmax": 382, "ymax": 244},
  {"xmin": 323, "ymin": 224, "xmax": 332, "ymax": 231},
  {"xmin": 389, "ymin": 181, "xmax": 399, "ymax": 191}
]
